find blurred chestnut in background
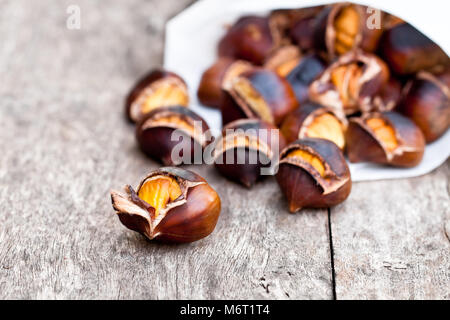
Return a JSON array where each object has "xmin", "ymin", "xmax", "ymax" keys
[
  {"xmin": 276, "ymin": 138, "xmax": 351, "ymax": 212},
  {"xmin": 346, "ymin": 111, "xmax": 425, "ymax": 167},
  {"xmin": 111, "ymin": 167, "xmax": 221, "ymax": 243},
  {"xmin": 280, "ymin": 102, "xmax": 346, "ymax": 149},
  {"xmin": 313, "ymin": 3, "xmax": 384, "ymax": 60},
  {"xmin": 263, "ymin": 45, "xmax": 302, "ymax": 77},
  {"xmin": 221, "ymin": 68, "xmax": 299, "ymax": 126},
  {"xmin": 372, "ymin": 77, "xmax": 403, "ymax": 112},
  {"xmin": 197, "ymin": 58, "xmax": 253, "ymax": 109},
  {"xmin": 136, "ymin": 106, "xmax": 211, "ymax": 165},
  {"xmin": 285, "ymin": 54, "xmax": 327, "ymax": 104},
  {"xmin": 398, "ymin": 70, "xmax": 450, "ymax": 143},
  {"xmin": 379, "ymin": 23, "xmax": 450, "ymax": 75},
  {"xmin": 126, "ymin": 69, "xmax": 189, "ymax": 123},
  {"xmin": 213, "ymin": 119, "xmax": 286, "ymax": 188},
  {"xmin": 218, "ymin": 16, "xmax": 281, "ymax": 65},
  {"xmin": 309, "ymin": 50, "xmax": 389, "ymax": 117}
]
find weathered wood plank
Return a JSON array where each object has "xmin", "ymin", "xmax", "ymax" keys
[
  {"xmin": 331, "ymin": 161, "xmax": 450, "ymax": 299},
  {"xmin": 0, "ymin": 0, "xmax": 333, "ymax": 299}
]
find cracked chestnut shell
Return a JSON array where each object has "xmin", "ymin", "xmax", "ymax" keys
[
  {"xmin": 263, "ymin": 45, "xmax": 302, "ymax": 77},
  {"xmin": 213, "ymin": 119, "xmax": 286, "ymax": 188},
  {"xmin": 309, "ymin": 50, "xmax": 389, "ymax": 117},
  {"xmin": 285, "ymin": 54, "xmax": 327, "ymax": 104},
  {"xmin": 280, "ymin": 102, "xmax": 347, "ymax": 149},
  {"xmin": 313, "ymin": 3, "xmax": 384, "ymax": 61},
  {"xmin": 221, "ymin": 68, "xmax": 299, "ymax": 126},
  {"xmin": 197, "ymin": 58, "xmax": 253, "ymax": 109},
  {"xmin": 218, "ymin": 16, "xmax": 281, "ymax": 65},
  {"xmin": 125, "ymin": 69, "xmax": 189, "ymax": 123},
  {"xmin": 346, "ymin": 111, "xmax": 425, "ymax": 167},
  {"xmin": 398, "ymin": 71, "xmax": 450, "ymax": 143},
  {"xmin": 276, "ymin": 138, "xmax": 352, "ymax": 212},
  {"xmin": 136, "ymin": 106, "xmax": 211, "ymax": 166},
  {"xmin": 110, "ymin": 167, "xmax": 221, "ymax": 243},
  {"xmin": 379, "ymin": 23, "xmax": 449, "ymax": 75}
]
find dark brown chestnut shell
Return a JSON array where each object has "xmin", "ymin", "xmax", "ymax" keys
[
  {"xmin": 276, "ymin": 138, "xmax": 352, "ymax": 212},
  {"xmin": 221, "ymin": 68, "xmax": 299, "ymax": 126},
  {"xmin": 345, "ymin": 111, "xmax": 425, "ymax": 167},
  {"xmin": 136, "ymin": 106, "xmax": 211, "ymax": 166},
  {"xmin": 110, "ymin": 167, "xmax": 221, "ymax": 243},
  {"xmin": 213, "ymin": 119, "xmax": 286, "ymax": 187}
]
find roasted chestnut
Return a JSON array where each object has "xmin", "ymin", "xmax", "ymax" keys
[
  {"xmin": 280, "ymin": 102, "xmax": 346, "ymax": 149},
  {"xmin": 110, "ymin": 167, "xmax": 221, "ymax": 243},
  {"xmin": 197, "ymin": 58, "xmax": 253, "ymax": 109},
  {"xmin": 218, "ymin": 16, "xmax": 281, "ymax": 65},
  {"xmin": 379, "ymin": 22, "xmax": 450, "ymax": 75},
  {"xmin": 213, "ymin": 119, "xmax": 286, "ymax": 187},
  {"xmin": 372, "ymin": 77, "xmax": 403, "ymax": 112},
  {"xmin": 276, "ymin": 138, "xmax": 351, "ymax": 212},
  {"xmin": 309, "ymin": 50, "xmax": 389, "ymax": 117},
  {"xmin": 263, "ymin": 45, "xmax": 302, "ymax": 77},
  {"xmin": 313, "ymin": 3, "xmax": 384, "ymax": 60},
  {"xmin": 221, "ymin": 68, "xmax": 299, "ymax": 126},
  {"xmin": 285, "ymin": 54, "xmax": 327, "ymax": 104},
  {"xmin": 136, "ymin": 106, "xmax": 211, "ymax": 166},
  {"xmin": 346, "ymin": 111, "xmax": 425, "ymax": 167},
  {"xmin": 398, "ymin": 71, "xmax": 450, "ymax": 142},
  {"xmin": 125, "ymin": 69, "xmax": 189, "ymax": 123}
]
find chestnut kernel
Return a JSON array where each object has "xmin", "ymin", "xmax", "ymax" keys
[
  {"xmin": 218, "ymin": 16, "xmax": 281, "ymax": 65},
  {"xmin": 309, "ymin": 50, "xmax": 389, "ymax": 116},
  {"xmin": 346, "ymin": 111, "xmax": 425, "ymax": 167},
  {"xmin": 263, "ymin": 45, "xmax": 302, "ymax": 77},
  {"xmin": 280, "ymin": 102, "xmax": 347, "ymax": 149},
  {"xmin": 379, "ymin": 23, "xmax": 450, "ymax": 75},
  {"xmin": 398, "ymin": 71, "xmax": 450, "ymax": 142},
  {"xmin": 110, "ymin": 167, "xmax": 221, "ymax": 243},
  {"xmin": 197, "ymin": 58, "xmax": 253, "ymax": 109},
  {"xmin": 221, "ymin": 69, "xmax": 299, "ymax": 126},
  {"xmin": 213, "ymin": 119, "xmax": 286, "ymax": 188},
  {"xmin": 126, "ymin": 69, "xmax": 189, "ymax": 123},
  {"xmin": 136, "ymin": 106, "xmax": 211, "ymax": 166},
  {"xmin": 276, "ymin": 138, "xmax": 352, "ymax": 212}
]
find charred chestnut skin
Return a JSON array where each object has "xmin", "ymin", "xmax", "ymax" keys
[
  {"xmin": 136, "ymin": 106, "xmax": 210, "ymax": 166},
  {"xmin": 214, "ymin": 119, "xmax": 286, "ymax": 188},
  {"xmin": 398, "ymin": 71, "xmax": 450, "ymax": 143},
  {"xmin": 110, "ymin": 167, "xmax": 221, "ymax": 243},
  {"xmin": 218, "ymin": 16, "xmax": 279, "ymax": 65},
  {"xmin": 276, "ymin": 138, "xmax": 351, "ymax": 212},
  {"xmin": 346, "ymin": 112, "xmax": 425, "ymax": 167},
  {"xmin": 221, "ymin": 69, "xmax": 299, "ymax": 126},
  {"xmin": 125, "ymin": 69, "xmax": 188, "ymax": 123},
  {"xmin": 379, "ymin": 23, "xmax": 450, "ymax": 75},
  {"xmin": 285, "ymin": 54, "xmax": 327, "ymax": 104}
]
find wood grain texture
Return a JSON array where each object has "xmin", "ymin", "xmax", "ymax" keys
[
  {"xmin": 0, "ymin": 0, "xmax": 332, "ymax": 299},
  {"xmin": 331, "ymin": 162, "xmax": 450, "ymax": 299}
]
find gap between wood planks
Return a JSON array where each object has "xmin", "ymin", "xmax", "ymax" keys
[{"xmin": 327, "ymin": 208, "xmax": 337, "ymax": 300}]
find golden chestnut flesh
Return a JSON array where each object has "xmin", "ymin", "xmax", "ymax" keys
[
  {"xmin": 263, "ymin": 45, "xmax": 302, "ymax": 77},
  {"xmin": 276, "ymin": 138, "xmax": 352, "ymax": 212},
  {"xmin": 110, "ymin": 167, "xmax": 221, "ymax": 243},
  {"xmin": 333, "ymin": 5, "xmax": 360, "ymax": 55}
]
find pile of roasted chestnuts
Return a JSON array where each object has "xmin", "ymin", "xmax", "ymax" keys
[{"xmin": 111, "ymin": 2, "xmax": 449, "ymax": 243}]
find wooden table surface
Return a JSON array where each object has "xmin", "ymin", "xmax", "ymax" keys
[{"xmin": 0, "ymin": 0, "xmax": 449, "ymax": 300}]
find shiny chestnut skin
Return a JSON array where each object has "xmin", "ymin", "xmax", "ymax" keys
[
  {"xmin": 221, "ymin": 68, "xmax": 299, "ymax": 126},
  {"xmin": 197, "ymin": 58, "xmax": 253, "ymax": 109},
  {"xmin": 372, "ymin": 77, "xmax": 403, "ymax": 112},
  {"xmin": 276, "ymin": 138, "xmax": 352, "ymax": 212},
  {"xmin": 285, "ymin": 54, "xmax": 327, "ymax": 104},
  {"xmin": 398, "ymin": 71, "xmax": 450, "ymax": 142},
  {"xmin": 346, "ymin": 111, "xmax": 425, "ymax": 167},
  {"xmin": 280, "ymin": 102, "xmax": 347, "ymax": 148},
  {"xmin": 136, "ymin": 106, "xmax": 211, "ymax": 166},
  {"xmin": 110, "ymin": 167, "xmax": 221, "ymax": 243},
  {"xmin": 218, "ymin": 16, "xmax": 280, "ymax": 65},
  {"xmin": 379, "ymin": 23, "xmax": 450, "ymax": 75},
  {"xmin": 125, "ymin": 69, "xmax": 189, "ymax": 123},
  {"xmin": 213, "ymin": 119, "xmax": 286, "ymax": 188},
  {"xmin": 313, "ymin": 3, "xmax": 384, "ymax": 61},
  {"xmin": 309, "ymin": 50, "xmax": 390, "ymax": 117}
]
